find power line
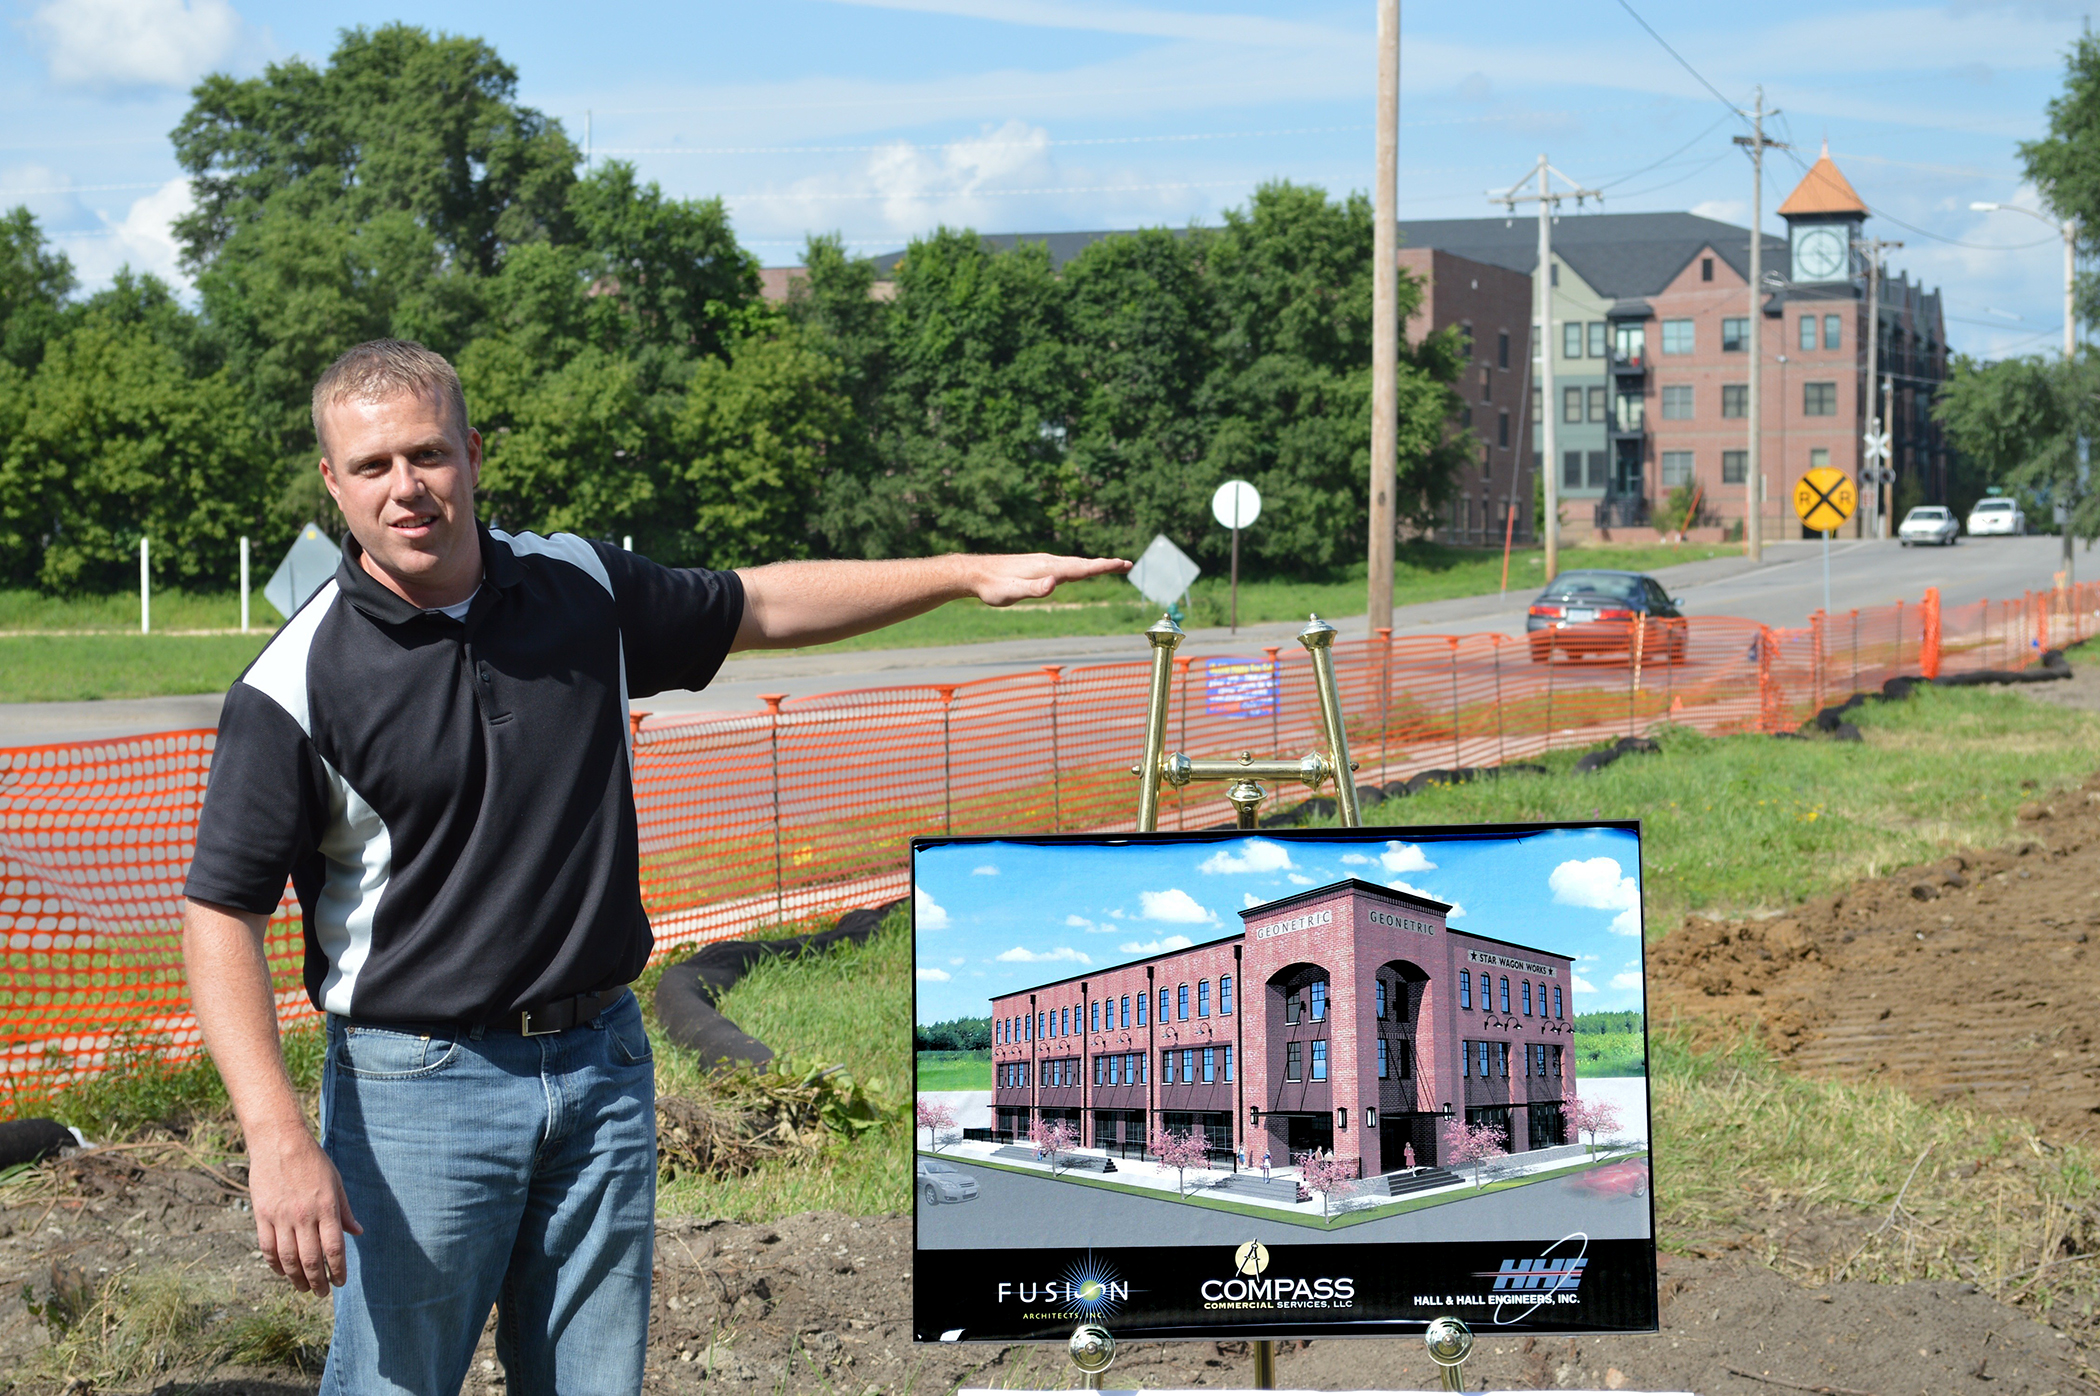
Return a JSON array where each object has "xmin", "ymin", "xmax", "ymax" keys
[
  {"xmin": 1593, "ymin": 112, "xmax": 1735, "ymax": 190},
  {"xmin": 1608, "ymin": 0, "xmax": 1747, "ymax": 126}
]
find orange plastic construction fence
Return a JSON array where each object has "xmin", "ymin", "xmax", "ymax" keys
[{"xmin": 1, "ymin": 581, "xmax": 2093, "ymax": 1103}]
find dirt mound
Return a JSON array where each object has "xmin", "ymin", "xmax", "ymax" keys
[{"xmin": 1651, "ymin": 768, "xmax": 2100, "ymax": 1134}]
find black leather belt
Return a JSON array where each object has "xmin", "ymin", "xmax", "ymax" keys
[{"xmin": 341, "ymin": 986, "xmax": 631, "ymax": 1039}]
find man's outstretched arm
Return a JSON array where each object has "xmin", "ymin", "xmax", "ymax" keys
[
  {"xmin": 183, "ymin": 898, "xmax": 361, "ymax": 1293},
  {"xmin": 731, "ymin": 553, "xmax": 1131, "ymax": 651}
]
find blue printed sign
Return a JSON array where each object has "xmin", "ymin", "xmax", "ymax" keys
[{"xmin": 1206, "ymin": 658, "xmax": 1278, "ymax": 717}]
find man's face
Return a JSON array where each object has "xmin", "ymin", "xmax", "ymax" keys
[{"xmin": 317, "ymin": 389, "xmax": 482, "ymax": 604}]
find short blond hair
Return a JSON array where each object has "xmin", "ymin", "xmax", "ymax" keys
[{"xmin": 311, "ymin": 339, "xmax": 470, "ymax": 455}]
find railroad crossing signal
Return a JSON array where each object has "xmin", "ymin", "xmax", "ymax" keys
[
  {"xmin": 1862, "ymin": 428, "xmax": 1890, "ymax": 465},
  {"xmin": 1794, "ymin": 467, "xmax": 1857, "ymax": 532}
]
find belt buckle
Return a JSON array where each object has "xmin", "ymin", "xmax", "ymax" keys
[{"xmin": 520, "ymin": 1007, "xmax": 556, "ymax": 1037}]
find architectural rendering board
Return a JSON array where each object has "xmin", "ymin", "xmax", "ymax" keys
[{"xmin": 910, "ymin": 823, "xmax": 1657, "ymax": 1343}]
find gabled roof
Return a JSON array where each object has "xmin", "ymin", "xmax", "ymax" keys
[
  {"xmin": 1777, "ymin": 142, "xmax": 1868, "ymax": 218},
  {"xmin": 1390, "ymin": 211, "xmax": 1785, "ymax": 299}
]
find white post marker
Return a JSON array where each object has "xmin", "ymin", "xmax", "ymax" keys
[
  {"xmin": 623, "ymin": 535, "xmax": 633, "ymax": 551},
  {"xmin": 139, "ymin": 536, "xmax": 149, "ymax": 635},
  {"xmin": 1210, "ymin": 480, "xmax": 1261, "ymax": 635},
  {"xmin": 239, "ymin": 536, "xmax": 251, "ymax": 633}
]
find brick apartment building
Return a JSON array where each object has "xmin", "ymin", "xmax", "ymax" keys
[{"xmin": 987, "ymin": 877, "xmax": 1577, "ymax": 1180}]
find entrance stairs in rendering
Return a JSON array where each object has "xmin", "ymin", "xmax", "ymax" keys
[
  {"xmin": 1210, "ymin": 1173, "xmax": 1303, "ymax": 1204},
  {"xmin": 990, "ymin": 1146, "xmax": 1118, "ymax": 1173},
  {"xmin": 1373, "ymin": 1166, "xmax": 1463, "ymax": 1197}
]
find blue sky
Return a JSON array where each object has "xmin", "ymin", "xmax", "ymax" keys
[
  {"xmin": 912, "ymin": 828, "xmax": 1648, "ymax": 1025},
  {"xmin": 0, "ymin": 1, "xmax": 2088, "ymax": 360}
]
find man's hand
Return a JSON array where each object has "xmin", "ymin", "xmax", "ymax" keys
[
  {"xmin": 734, "ymin": 552, "xmax": 1132, "ymax": 651},
  {"xmin": 967, "ymin": 554, "xmax": 1132, "ymax": 608},
  {"xmin": 247, "ymin": 1121, "xmax": 362, "ymax": 1293}
]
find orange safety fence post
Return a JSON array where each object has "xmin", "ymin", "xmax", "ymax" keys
[
  {"xmin": 1490, "ymin": 634, "xmax": 1508, "ymax": 767},
  {"xmin": 1809, "ymin": 611, "xmax": 1826, "ymax": 712},
  {"xmin": 933, "ymin": 684, "xmax": 957, "ymax": 835},
  {"xmin": 758, "ymin": 695, "xmax": 789, "ymax": 924},
  {"xmin": 1920, "ymin": 589, "xmax": 1941, "ymax": 681},
  {"xmin": 1757, "ymin": 626, "xmax": 1778, "ymax": 733},
  {"xmin": 1447, "ymin": 636, "xmax": 1463, "ymax": 770},
  {"xmin": 1041, "ymin": 666, "xmax": 1064, "ymax": 832}
]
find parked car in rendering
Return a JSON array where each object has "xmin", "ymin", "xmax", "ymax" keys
[
  {"xmin": 1526, "ymin": 570, "xmax": 1687, "ymax": 664},
  {"xmin": 1966, "ymin": 497, "xmax": 2027, "ymax": 536},
  {"xmin": 1569, "ymin": 1159, "xmax": 1649, "ymax": 1198},
  {"xmin": 1897, "ymin": 506, "xmax": 1960, "ymax": 547},
  {"xmin": 917, "ymin": 1157, "xmax": 980, "ymax": 1206}
]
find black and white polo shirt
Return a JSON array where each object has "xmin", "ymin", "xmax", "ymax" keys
[{"xmin": 184, "ymin": 524, "xmax": 743, "ymax": 1024}]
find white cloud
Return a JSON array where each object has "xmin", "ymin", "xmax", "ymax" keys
[
  {"xmin": 1286, "ymin": 873, "xmax": 1312, "ymax": 886},
  {"xmin": 915, "ymin": 966, "xmax": 952, "ymax": 982},
  {"xmin": 1065, "ymin": 913, "xmax": 1112, "ymax": 935},
  {"xmin": 1119, "ymin": 935, "xmax": 1195, "ymax": 954},
  {"xmin": 1389, "ymin": 880, "xmax": 1464, "ymax": 919},
  {"xmin": 1340, "ymin": 853, "xmax": 1370, "ymax": 866},
  {"xmin": 45, "ymin": 178, "xmax": 196, "ymax": 294},
  {"xmin": 1139, "ymin": 888, "xmax": 1216, "ymax": 924},
  {"xmin": 972, "ymin": 864, "xmax": 999, "ymax": 876},
  {"xmin": 1379, "ymin": 841, "xmax": 1436, "ymax": 874},
  {"xmin": 822, "ymin": 0, "xmax": 1345, "ymax": 47},
  {"xmin": 30, "ymin": 0, "xmax": 257, "ymax": 90},
  {"xmin": 914, "ymin": 885, "xmax": 950, "ymax": 931},
  {"xmin": 1572, "ymin": 973, "xmax": 1598, "ymax": 996},
  {"xmin": 1198, "ymin": 839, "xmax": 1296, "ymax": 875},
  {"xmin": 1609, "ymin": 971, "xmax": 1644, "ymax": 993},
  {"xmin": 1242, "ymin": 892, "xmax": 1260, "ymax": 909},
  {"xmin": 1548, "ymin": 857, "xmax": 1642, "ymax": 936},
  {"xmin": 948, "ymin": 956, "xmax": 966, "ymax": 966},
  {"xmin": 996, "ymin": 945, "xmax": 1091, "ymax": 965}
]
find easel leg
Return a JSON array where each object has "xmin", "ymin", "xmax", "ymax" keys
[{"xmin": 1252, "ymin": 1337, "xmax": 1276, "ymax": 1389}]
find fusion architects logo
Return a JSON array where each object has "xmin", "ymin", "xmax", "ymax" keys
[
  {"xmin": 1201, "ymin": 1241, "xmax": 1355, "ymax": 1311},
  {"xmin": 995, "ymin": 1255, "xmax": 1129, "ymax": 1321}
]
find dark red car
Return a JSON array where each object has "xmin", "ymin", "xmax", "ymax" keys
[
  {"xmin": 1569, "ymin": 1159, "xmax": 1649, "ymax": 1197},
  {"xmin": 1526, "ymin": 570, "xmax": 1687, "ymax": 664}
]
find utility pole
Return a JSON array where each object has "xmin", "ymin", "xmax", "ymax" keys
[
  {"xmin": 1858, "ymin": 236, "xmax": 1902, "ymax": 539},
  {"xmin": 1367, "ymin": 0, "xmax": 1400, "ymax": 635},
  {"xmin": 1734, "ymin": 88, "xmax": 1788, "ymax": 563},
  {"xmin": 1974, "ymin": 199, "xmax": 2081, "ymax": 574},
  {"xmin": 1491, "ymin": 156, "xmax": 1601, "ymax": 583}
]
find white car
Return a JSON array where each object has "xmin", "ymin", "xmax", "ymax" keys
[
  {"xmin": 1966, "ymin": 497, "xmax": 2027, "ymax": 536},
  {"xmin": 1897, "ymin": 506, "xmax": 1959, "ymax": 547}
]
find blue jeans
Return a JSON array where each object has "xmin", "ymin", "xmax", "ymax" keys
[{"xmin": 318, "ymin": 991, "xmax": 656, "ymax": 1396}]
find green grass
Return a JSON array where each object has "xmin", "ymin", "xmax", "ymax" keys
[
  {"xmin": 643, "ymin": 911, "xmax": 915, "ymax": 1220},
  {"xmin": 915, "ymin": 1049, "xmax": 992, "ymax": 1091},
  {"xmin": 740, "ymin": 541, "xmax": 1737, "ymax": 657},
  {"xmin": 1574, "ymin": 1031, "xmax": 1647, "ymax": 1077},
  {"xmin": 0, "ymin": 587, "xmax": 277, "ymax": 632},
  {"xmin": 0, "ymin": 632, "xmax": 272, "ymax": 702}
]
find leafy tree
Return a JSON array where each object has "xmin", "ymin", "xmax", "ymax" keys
[
  {"xmin": 788, "ymin": 235, "xmax": 893, "ymax": 557},
  {"xmin": 2022, "ymin": 33, "xmax": 2100, "ymax": 330},
  {"xmin": 1148, "ymin": 1124, "xmax": 1210, "ymax": 1196},
  {"xmin": 913, "ymin": 1016, "xmax": 992, "ymax": 1052},
  {"xmin": 914, "ymin": 1097, "xmax": 957, "ymax": 1153},
  {"xmin": 0, "ymin": 207, "xmax": 76, "ymax": 372},
  {"xmin": 1296, "ymin": 1149, "xmax": 1357, "ymax": 1218},
  {"xmin": 1933, "ymin": 354, "xmax": 2097, "ymax": 538},
  {"xmin": 1565, "ymin": 1093, "xmax": 1622, "ymax": 1160},
  {"xmin": 1438, "ymin": 1116, "xmax": 1508, "ymax": 1187}
]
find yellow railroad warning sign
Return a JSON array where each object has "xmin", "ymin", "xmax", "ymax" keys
[{"xmin": 1794, "ymin": 467, "xmax": 1856, "ymax": 532}]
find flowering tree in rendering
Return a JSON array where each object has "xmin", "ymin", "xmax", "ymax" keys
[
  {"xmin": 915, "ymin": 1097, "xmax": 957, "ymax": 1153},
  {"xmin": 1149, "ymin": 1125, "xmax": 1211, "ymax": 1196},
  {"xmin": 1566, "ymin": 1094, "xmax": 1623, "ymax": 1159},
  {"xmin": 1296, "ymin": 1150, "xmax": 1357, "ymax": 1218},
  {"xmin": 1439, "ymin": 1117, "xmax": 1509, "ymax": 1189},
  {"xmin": 1030, "ymin": 1118, "xmax": 1079, "ymax": 1175}
]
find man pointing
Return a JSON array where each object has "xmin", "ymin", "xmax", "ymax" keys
[{"xmin": 181, "ymin": 338, "xmax": 1127, "ymax": 1395}]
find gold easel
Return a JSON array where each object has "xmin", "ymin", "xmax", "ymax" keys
[{"xmin": 1132, "ymin": 614, "xmax": 1365, "ymax": 832}]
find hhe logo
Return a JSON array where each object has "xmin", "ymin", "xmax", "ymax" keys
[{"xmin": 1485, "ymin": 1256, "xmax": 1587, "ymax": 1293}]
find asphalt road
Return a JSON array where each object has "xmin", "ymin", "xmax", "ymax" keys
[
  {"xmin": 0, "ymin": 534, "xmax": 2068, "ymax": 748},
  {"xmin": 915, "ymin": 1157, "xmax": 1653, "ymax": 1250}
]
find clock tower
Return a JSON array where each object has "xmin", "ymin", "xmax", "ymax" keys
[{"xmin": 1778, "ymin": 141, "xmax": 1868, "ymax": 283}]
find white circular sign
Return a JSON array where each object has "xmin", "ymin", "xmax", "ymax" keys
[{"xmin": 1211, "ymin": 479, "xmax": 1262, "ymax": 529}]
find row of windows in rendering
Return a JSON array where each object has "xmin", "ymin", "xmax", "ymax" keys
[
  {"xmin": 1555, "ymin": 315, "xmax": 1839, "ymax": 362},
  {"xmin": 998, "ymin": 1047, "xmax": 1238, "ymax": 1088},
  {"xmin": 1464, "ymin": 1041, "xmax": 1565, "ymax": 1079},
  {"xmin": 1540, "ymin": 380, "xmax": 1844, "ymax": 431},
  {"xmin": 1458, "ymin": 971, "xmax": 1563, "ymax": 1018},
  {"xmin": 994, "ymin": 976, "xmax": 1237, "ymax": 1045}
]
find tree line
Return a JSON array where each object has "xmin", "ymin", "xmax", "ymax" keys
[{"xmin": 0, "ymin": 25, "xmax": 1472, "ymax": 596}]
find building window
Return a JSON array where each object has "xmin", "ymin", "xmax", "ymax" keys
[
  {"xmin": 1810, "ymin": 447, "xmax": 1830, "ymax": 469},
  {"xmin": 1497, "ymin": 1041, "xmax": 1510, "ymax": 1077},
  {"xmin": 1553, "ymin": 985, "xmax": 1563, "ymax": 1018},
  {"xmin": 1722, "ymin": 450, "xmax": 1748, "ymax": 484},
  {"xmin": 1311, "ymin": 1041, "xmax": 1329, "ymax": 1081},
  {"xmin": 1562, "ymin": 450, "xmax": 1582, "ymax": 489},
  {"xmin": 1158, "ymin": 988, "xmax": 1169, "ymax": 1022},
  {"xmin": 1587, "ymin": 385, "xmax": 1607, "ymax": 423},
  {"xmin": 1500, "ymin": 977, "xmax": 1511, "ymax": 1013},
  {"xmin": 1478, "ymin": 1041, "xmax": 1491, "ymax": 1077},
  {"xmin": 1661, "ymin": 319, "xmax": 1694, "ymax": 354},
  {"xmin": 1121, "ymin": 995, "xmax": 1130, "ymax": 1028},
  {"xmin": 1220, "ymin": 975, "xmax": 1233, "ymax": 1015},
  {"xmin": 1460, "ymin": 970, "xmax": 1472, "ymax": 1009},
  {"xmin": 1378, "ymin": 1038, "xmax": 1390, "ymax": 1078},
  {"xmin": 1106, "ymin": 1054, "xmax": 1117, "ymax": 1085},
  {"xmin": 1481, "ymin": 368, "xmax": 1491, "ymax": 402},
  {"xmin": 1136, "ymin": 993, "xmax": 1146, "ymax": 1027},
  {"xmin": 1587, "ymin": 322, "xmax": 1608, "ymax": 358},
  {"xmin": 1202, "ymin": 1047, "xmax": 1216, "ymax": 1083},
  {"xmin": 1194, "ymin": 980, "xmax": 1207, "ymax": 1017},
  {"xmin": 1824, "ymin": 314, "xmax": 1842, "ymax": 350},
  {"xmin": 1497, "ymin": 411, "xmax": 1509, "ymax": 448},
  {"xmin": 1661, "ymin": 385, "xmax": 1693, "ymax": 419},
  {"xmin": 1310, "ymin": 981, "xmax": 1328, "ymax": 1022},
  {"xmin": 1722, "ymin": 316, "xmax": 1749, "ymax": 352},
  {"xmin": 1091, "ymin": 1002, "xmax": 1099, "ymax": 1033},
  {"xmin": 1498, "ymin": 330, "xmax": 1510, "ymax": 370},
  {"xmin": 1532, "ymin": 385, "xmax": 1542, "ymax": 425},
  {"xmin": 1162, "ymin": 1050, "xmax": 1175, "ymax": 1084},
  {"xmin": 1563, "ymin": 322, "xmax": 1584, "ymax": 360},
  {"xmin": 1377, "ymin": 981, "xmax": 1388, "ymax": 1020},
  {"xmin": 1522, "ymin": 981, "xmax": 1533, "ymax": 1015},
  {"xmin": 1142, "ymin": 1052, "xmax": 1149, "ymax": 1083},
  {"xmin": 1614, "ymin": 392, "xmax": 1644, "ymax": 433},
  {"xmin": 1094, "ymin": 1054, "xmax": 1103, "ymax": 1086},
  {"xmin": 1562, "ymin": 386, "xmax": 1583, "ymax": 423},
  {"xmin": 1183, "ymin": 1048, "xmax": 1196, "ymax": 1081},
  {"xmin": 1799, "ymin": 315, "xmax": 1817, "ymax": 352},
  {"xmin": 1702, "ymin": 256, "xmax": 1714, "ymax": 282},
  {"xmin": 1223, "ymin": 1046, "xmax": 1234, "ymax": 1082},
  {"xmin": 1462, "ymin": 1038, "xmax": 1471, "ymax": 1076},
  {"xmin": 1286, "ymin": 1041, "xmax": 1303, "ymax": 1082},
  {"xmin": 1285, "ymin": 990, "xmax": 1301, "ymax": 1026},
  {"xmin": 1177, "ymin": 984, "xmax": 1189, "ymax": 1020},
  {"xmin": 1552, "ymin": 1045, "xmax": 1562, "ymax": 1076},
  {"xmin": 1721, "ymin": 384, "xmax": 1748, "ymax": 419},
  {"xmin": 1587, "ymin": 451, "xmax": 1608, "ymax": 489},
  {"xmin": 1661, "ymin": 451, "xmax": 1695, "ymax": 487},
  {"xmin": 1804, "ymin": 381, "xmax": 1837, "ymax": 416},
  {"xmin": 1399, "ymin": 1041, "xmax": 1413, "ymax": 1077}
]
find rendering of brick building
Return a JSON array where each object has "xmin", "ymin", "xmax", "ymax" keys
[{"xmin": 988, "ymin": 878, "xmax": 1577, "ymax": 1180}]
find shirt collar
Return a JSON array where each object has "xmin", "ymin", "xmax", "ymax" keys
[{"xmin": 336, "ymin": 521, "xmax": 513, "ymax": 626}]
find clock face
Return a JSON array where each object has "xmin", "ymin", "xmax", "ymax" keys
[{"xmin": 1792, "ymin": 225, "xmax": 1849, "ymax": 282}]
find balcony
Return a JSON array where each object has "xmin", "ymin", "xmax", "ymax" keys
[
  {"xmin": 1610, "ymin": 349, "xmax": 1646, "ymax": 376},
  {"xmin": 1594, "ymin": 496, "xmax": 1651, "ymax": 529}
]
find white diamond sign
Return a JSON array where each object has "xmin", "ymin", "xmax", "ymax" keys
[
  {"xmin": 1129, "ymin": 534, "xmax": 1201, "ymax": 611},
  {"xmin": 264, "ymin": 523, "xmax": 344, "ymax": 620},
  {"xmin": 1862, "ymin": 429, "xmax": 1890, "ymax": 465}
]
